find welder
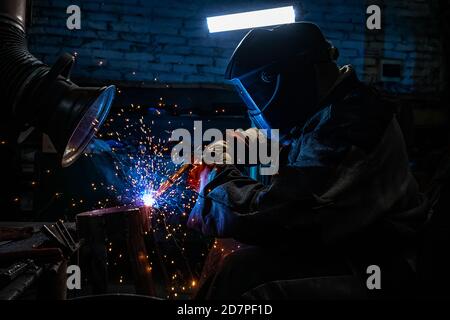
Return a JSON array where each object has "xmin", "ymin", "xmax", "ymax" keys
[{"xmin": 186, "ymin": 22, "xmax": 428, "ymax": 299}]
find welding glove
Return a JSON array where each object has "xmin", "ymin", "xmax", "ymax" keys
[
  {"xmin": 186, "ymin": 142, "xmax": 224, "ymax": 192},
  {"xmin": 187, "ymin": 128, "xmax": 265, "ymax": 192},
  {"xmin": 187, "ymin": 164, "xmax": 215, "ymax": 193},
  {"xmin": 203, "ymin": 128, "xmax": 265, "ymax": 165}
]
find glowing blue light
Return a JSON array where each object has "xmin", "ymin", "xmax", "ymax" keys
[
  {"xmin": 207, "ymin": 6, "xmax": 296, "ymax": 33},
  {"xmin": 142, "ymin": 193, "xmax": 156, "ymax": 207}
]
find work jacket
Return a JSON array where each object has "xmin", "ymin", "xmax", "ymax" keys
[{"xmin": 188, "ymin": 67, "xmax": 428, "ymax": 253}]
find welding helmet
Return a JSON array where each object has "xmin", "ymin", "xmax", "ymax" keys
[{"xmin": 225, "ymin": 22, "xmax": 339, "ymax": 137}]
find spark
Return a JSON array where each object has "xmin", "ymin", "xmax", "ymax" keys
[{"xmin": 79, "ymin": 99, "xmax": 207, "ymax": 299}]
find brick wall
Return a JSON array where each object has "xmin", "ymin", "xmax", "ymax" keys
[{"xmin": 28, "ymin": 0, "xmax": 442, "ymax": 93}]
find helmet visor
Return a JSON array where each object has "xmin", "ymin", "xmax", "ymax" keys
[
  {"xmin": 230, "ymin": 78, "xmax": 269, "ymax": 130},
  {"xmin": 231, "ymin": 65, "xmax": 280, "ymax": 114}
]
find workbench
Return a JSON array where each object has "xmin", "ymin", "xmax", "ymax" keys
[{"xmin": 0, "ymin": 222, "xmax": 76, "ymax": 300}]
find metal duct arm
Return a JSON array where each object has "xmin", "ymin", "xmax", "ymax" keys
[
  {"xmin": 0, "ymin": 0, "xmax": 115, "ymax": 167},
  {"xmin": 0, "ymin": 0, "xmax": 27, "ymax": 31}
]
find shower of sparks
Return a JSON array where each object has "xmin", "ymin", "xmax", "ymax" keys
[
  {"xmin": 91, "ymin": 102, "xmax": 197, "ymax": 211},
  {"xmin": 80, "ymin": 95, "xmax": 205, "ymax": 299},
  {"xmin": 30, "ymin": 90, "xmax": 238, "ymax": 299}
]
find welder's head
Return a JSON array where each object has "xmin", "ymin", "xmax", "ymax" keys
[{"xmin": 225, "ymin": 22, "xmax": 340, "ymax": 136}]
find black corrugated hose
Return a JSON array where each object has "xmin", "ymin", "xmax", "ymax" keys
[{"xmin": 0, "ymin": 14, "xmax": 49, "ymax": 124}]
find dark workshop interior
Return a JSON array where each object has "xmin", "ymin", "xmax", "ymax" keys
[{"xmin": 1, "ymin": 0, "xmax": 450, "ymax": 304}]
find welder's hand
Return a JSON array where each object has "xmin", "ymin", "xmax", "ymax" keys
[
  {"xmin": 201, "ymin": 128, "xmax": 264, "ymax": 164},
  {"xmin": 232, "ymin": 128, "xmax": 266, "ymax": 146},
  {"xmin": 187, "ymin": 139, "xmax": 233, "ymax": 192},
  {"xmin": 187, "ymin": 164, "xmax": 215, "ymax": 193},
  {"xmin": 187, "ymin": 128, "xmax": 265, "ymax": 192},
  {"xmin": 203, "ymin": 140, "xmax": 232, "ymax": 164}
]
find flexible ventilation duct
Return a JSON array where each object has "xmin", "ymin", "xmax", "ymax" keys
[{"xmin": 0, "ymin": 0, "xmax": 115, "ymax": 167}]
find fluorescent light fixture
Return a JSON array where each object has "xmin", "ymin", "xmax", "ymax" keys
[{"xmin": 207, "ymin": 6, "xmax": 296, "ymax": 33}]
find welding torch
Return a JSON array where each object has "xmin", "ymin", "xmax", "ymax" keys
[
  {"xmin": 153, "ymin": 129, "xmax": 256, "ymax": 200},
  {"xmin": 154, "ymin": 163, "xmax": 195, "ymax": 199},
  {"xmin": 153, "ymin": 128, "xmax": 285, "ymax": 200}
]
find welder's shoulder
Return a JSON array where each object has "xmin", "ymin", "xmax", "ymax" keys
[
  {"xmin": 330, "ymin": 83, "xmax": 396, "ymax": 153},
  {"xmin": 339, "ymin": 82, "xmax": 395, "ymax": 122},
  {"xmin": 287, "ymin": 83, "xmax": 395, "ymax": 171}
]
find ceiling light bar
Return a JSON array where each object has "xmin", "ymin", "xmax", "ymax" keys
[{"xmin": 207, "ymin": 6, "xmax": 296, "ymax": 33}]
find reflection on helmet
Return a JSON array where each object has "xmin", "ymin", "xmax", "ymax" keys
[
  {"xmin": 234, "ymin": 65, "xmax": 281, "ymax": 113},
  {"xmin": 230, "ymin": 63, "xmax": 282, "ymax": 139}
]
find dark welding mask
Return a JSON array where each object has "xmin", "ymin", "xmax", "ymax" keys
[{"xmin": 226, "ymin": 22, "xmax": 338, "ymax": 138}]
